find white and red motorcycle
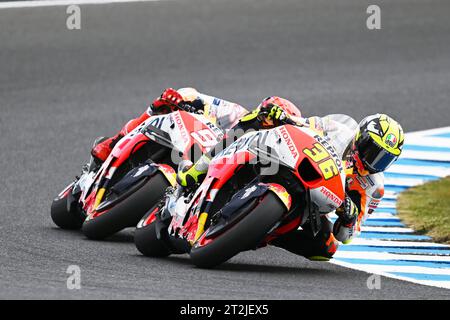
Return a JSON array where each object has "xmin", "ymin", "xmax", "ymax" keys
[
  {"xmin": 135, "ymin": 115, "xmax": 356, "ymax": 268},
  {"xmin": 51, "ymin": 105, "xmax": 230, "ymax": 240}
]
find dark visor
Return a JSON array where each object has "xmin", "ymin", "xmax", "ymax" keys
[{"xmin": 357, "ymin": 135, "xmax": 397, "ymax": 173}]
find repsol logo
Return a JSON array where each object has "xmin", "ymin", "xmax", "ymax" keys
[
  {"xmin": 314, "ymin": 135, "xmax": 343, "ymax": 171},
  {"xmin": 279, "ymin": 126, "xmax": 298, "ymax": 159},
  {"xmin": 319, "ymin": 186, "xmax": 343, "ymax": 207}
]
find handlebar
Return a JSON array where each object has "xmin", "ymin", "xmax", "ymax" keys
[
  {"xmin": 178, "ymin": 102, "xmax": 204, "ymax": 114},
  {"xmin": 283, "ymin": 117, "xmax": 297, "ymax": 126}
]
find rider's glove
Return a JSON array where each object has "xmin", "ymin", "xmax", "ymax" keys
[
  {"xmin": 152, "ymin": 88, "xmax": 184, "ymax": 109},
  {"xmin": 266, "ymin": 105, "xmax": 288, "ymax": 122},
  {"xmin": 258, "ymin": 104, "xmax": 289, "ymax": 125},
  {"xmin": 333, "ymin": 197, "xmax": 359, "ymax": 244}
]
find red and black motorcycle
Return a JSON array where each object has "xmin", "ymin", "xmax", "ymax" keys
[
  {"xmin": 135, "ymin": 115, "xmax": 355, "ymax": 268},
  {"xmin": 51, "ymin": 106, "xmax": 225, "ymax": 240}
]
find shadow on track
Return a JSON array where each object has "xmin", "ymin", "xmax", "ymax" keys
[
  {"xmin": 47, "ymin": 226, "xmax": 135, "ymax": 243},
  {"xmin": 134, "ymin": 254, "xmax": 339, "ymax": 276}
]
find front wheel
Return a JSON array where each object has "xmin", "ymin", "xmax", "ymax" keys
[
  {"xmin": 82, "ymin": 172, "xmax": 170, "ymax": 240},
  {"xmin": 51, "ymin": 185, "xmax": 83, "ymax": 230},
  {"xmin": 190, "ymin": 192, "xmax": 286, "ymax": 269},
  {"xmin": 134, "ymin": 207, "xmax": 171, "ymax": 257}
]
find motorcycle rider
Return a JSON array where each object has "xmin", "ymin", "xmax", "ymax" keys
[
  {"xmin": 177, "ymin": 107, "xmax": 404, "ymax": 261},
  {"xmin": 91, "ymin": 87, "xmax": 248, "ymax": 162},
  {"xmin": 176, "ymin": 96, "xmax": 302, "ymax": 187},
  {"xmin": 270, "ymin": 113, "xmax": 404, "ymax": 261}
]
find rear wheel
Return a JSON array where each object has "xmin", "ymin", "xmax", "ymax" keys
[
  {"xmin": 51, "ymin": 188, "xmax": 83, "ymax": 230},
  {"xmin": 82, "ymin": 172, "xmax": 170, "ymax": 240},
  {"xmin": 190, "ymin": 192, "xmax": 286, "ymax": 269}
]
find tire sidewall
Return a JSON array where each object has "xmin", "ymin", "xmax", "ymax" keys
[
  {"xmin": 190, "ymin": 192, "xmax": 286, "ymax": 268},
  {"xmin": 82, "ymin": 172, "xmax": 170, "ymax": 240}
]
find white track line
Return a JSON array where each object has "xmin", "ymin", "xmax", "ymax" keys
[
  {"xmin": 349, "ymin": 238, "xmax": 450, "ymax": 248},
  {"xmin": 328, "ymin": 212, "xmax": 399, "ymax": 220},
  {"xmin": 384, "ymin": 176, "xmax": 429, "ymax": 187},
  {"xmin": 334, "ymin": 251, "xmax": 450, "ymax": 262},
  {"xmin": 403, "ymin": 137, "xmax": 450, "ymax": 148},
  {"xmin": 366, "ymin": 213, "xmax": 399, "ymax": 220},
  {"xmin": 406, "ymin": 126, "xmax": 450, "ymax": 138},
  {"xmin": 400, "ymin": 150, "xmax": 450, "ymax": 162},
  {"xmin": 383, "ymin": 191, "xmax": 398, "ymax": 200},
  {"xmin": 330, "ymin": 260, "xmax": 450, "ymax": 289},
  {"xmin": 388, "ymin": 164, "xmax": 450, "ymax": 177},
  {"xmin": 361, "ymin": 226, "xmax": 415, "ymax": 233},
  {"xmin": 378, "ymin": 203, "xmax": 396, "ymax": 209},
  {"xmin": 0, "ymin": 0, "xmax": 163, "ymax": 9}
]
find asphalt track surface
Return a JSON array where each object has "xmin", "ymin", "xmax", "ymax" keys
[{"xmin": 1, "ymin": 0, "xmax": 450, "ymax": 299}]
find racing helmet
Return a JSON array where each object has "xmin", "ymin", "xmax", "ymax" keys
[
  {"xmin": 259, "ymin": 96, "xmax": 302, "ymax": 118},
  {"xmin": 352, "ymin": 114, "xmax": 404, "ymax": 175}
]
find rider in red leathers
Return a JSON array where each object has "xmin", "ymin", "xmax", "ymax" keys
[
  {"xmin": 93, "ymin": 87, "xmax": 404, "ymax": 262},
  {"xmin": 91, "ymin": 87, "xmax": 248, "ymax": 162},
  {"xmin": 176, "ymin": 96, "xmax": 303, "ymax": 186}
]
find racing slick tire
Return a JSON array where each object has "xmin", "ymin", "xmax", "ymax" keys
[
  {"xmin": 190, "ymin": 192, "xmax": 285, "ymax": 269},
  {"xmin": 134, "ymin": 208, "xmax": 171, "ymax": 257},
  {"xmin": 82, "ymin": 172, "xmax": 170, "ymax": 240},
  {"xmin": 51, "ymin": 188, "xmax": 83, "ymax": 230}
]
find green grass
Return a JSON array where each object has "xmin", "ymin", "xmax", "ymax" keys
[{"xmin": 397, "ymin": 177, "xmax": 450, "ymax": 244}]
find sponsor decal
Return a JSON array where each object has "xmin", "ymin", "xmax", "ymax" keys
[
  {"xmin": 368, "ymin": 199, "xmax": 380, "ymax": 210},
  {"xmin": 313, "ymin": 135, "xmax": 343, "ymax": 171},
  {"xmin": 133, "ymin": 165, "xmax": 150, "ymax": 178},
  {"xmin": 172, "ymin": 112, "xmax": 189, "ymax": 143},
  {"xmin": 279, "ymin": 126, "xmax": 299, "ymax": 159},
  {"xmin": 356, "ymin": 176, "xmax": 369, "ymax": 189},
  {"xmin": 385, "ymin": 133, "xmax": 397, "ymax": 148},
  {"xmin": 366, "ymin": 175, "xmax": 376, "ymax": 187},
  {"xmin": 319, "ymin": 186, "xmax": 343, "ymax": 207},
  {"xmin": 241, "ymin": 185, "xmax": 258, "ymax": 199}
]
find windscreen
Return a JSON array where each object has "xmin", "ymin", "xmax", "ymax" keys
[{"xmin": 319, "ymin": 114, "xmax": 358, "ymax": 159}]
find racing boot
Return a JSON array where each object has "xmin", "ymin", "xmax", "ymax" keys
[
  {"xmin": 91, "ymin": 132, "xmax": 124, "ymax": 162},
  {"xmin": 176, "ymin": 155, "xmax": 211, "ymax": 187},
  {"xmin": 91, "ymin": 110, "xmax": 151, "ymax": 163}
]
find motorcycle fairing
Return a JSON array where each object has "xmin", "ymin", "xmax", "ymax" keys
[
  {"xmin": 205, "ymin": 125, "xmax": 345, "ymax": 211},
  {"xmin": 200, "ymin": 182, "xmax": 292, "ymax": 241},
  {"xmin": 168, "ymin": 124, "xmax": 346, "ymax": 246},
  {"xmin": 79, "ymin": 111, "xmax": 221, "ymax": 215}
]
